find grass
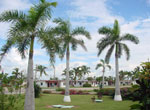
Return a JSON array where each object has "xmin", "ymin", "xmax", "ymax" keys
[{"xmin": 35, "ymin": 94, "xmax": 137, "ymax": 110}]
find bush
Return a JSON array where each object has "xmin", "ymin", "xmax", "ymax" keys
[
  {"xmin": 61, "ymin": 90, "xmax": 89, "ymax": 95},
  {"xmin": 56, "ymin": 88, "xmax": 65, "ymax": 91},
  {"xmin": 34, "ymin": 83, "xmax": 41, "ymax": 98},
  {"xmin": 83, "ymin": 83, "xmax": 91, "ymax": 87},
  {"xmin": 95, "ymin": 88, "xmax": 135, "ymax": 100},
  {"xmin": 42, "ymin": 90, "xmax": 51, "ymax": 94},
  {"xmin": 130, "ymin": 62, "xmax": 150, "ymax": 110},
  {"xmin": 96, "ymin": 88, "xmax": 115, "ymax": 96}
]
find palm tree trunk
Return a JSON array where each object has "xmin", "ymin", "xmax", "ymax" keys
[
  {"xmin": 24, "ymin": 36, "xmax": 35, "ymax": 110},
  {"xmin": 53, "ymin": 65, "xmax": 56, "ymax": 79},
  {"xmin": 114, "ymin": 55, "xmax": 122, "ymax": 101},
  {"xmin": 63, "ymin": 45, "xmax": 71, "ymax": 102},
  {"xmin": 102, "ymin": 67, "xmax": 105, "ymax": 88}
]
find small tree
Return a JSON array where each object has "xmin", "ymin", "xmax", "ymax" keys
[{"xmin": 95, "ymin": 59, "xmax": 111, "ymax": 88}]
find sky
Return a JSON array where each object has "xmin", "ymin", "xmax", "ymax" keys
[{"xmin": 0, "ymin": 0, "xmax": 150, "ymax": 80}]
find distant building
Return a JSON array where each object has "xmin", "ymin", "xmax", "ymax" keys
[{"xmin": 36, "ymin": 80, "xmax": 109, "ymax": 88}]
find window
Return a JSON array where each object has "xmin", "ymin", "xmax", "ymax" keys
[{"xmin": 41, "ymin": 82, "xmax": 43, "ymax": 85}]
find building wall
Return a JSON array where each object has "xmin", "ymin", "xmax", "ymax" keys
[{"xmin": 36, "ymin": 81, "xmax": 47, "ymax": 88}]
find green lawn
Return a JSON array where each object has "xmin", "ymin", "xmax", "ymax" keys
[{"xmin": 35, "ymin": 94, "xmax": 137, "ymax": 110}]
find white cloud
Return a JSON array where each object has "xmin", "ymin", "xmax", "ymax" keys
[
  {"xmin": 1, "ymin": 48, "xmax": 28, "ymax": 74},
  {"xmin": 0, "ymin": 0, "xmax": 31, "ymax": 39},
  {"xmin": 0, "ymin": 0, "xmax": 31, "ymax": 13},
  {"xmin": 68, "ymin": 0, "xmax": 124, "ymax": 27}
]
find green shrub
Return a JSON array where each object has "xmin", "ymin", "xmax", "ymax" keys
[
  {"xmin": 131, "ymin": 84, "xmax": 139, "ymax": 89},
  {"xmin": 34, "ymin": 83, "xmax": 41, "ymax": 98},
  {"xmin": 130, "ymin": 62, "xmax": 150, "ymax": 110},
  {"xmin": 83, "ymin": 83, "xmax": 91, "ymax": 87},
  {"xmin": 56, "ymin": 88, "xmax": 65, "ymax": 91},
  {"xmin": 42, "ymin": 90, "xmax": 51, "ymax": 94},
  {"xmin": 0, "ymin": 73, "xmax": 24, "ymax": 110}
]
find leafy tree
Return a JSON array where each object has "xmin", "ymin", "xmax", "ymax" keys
[
  {"xmin": 130, "ymin": 61, "xmax": 150, "ymax": 110},
  {"xmin": 119, "ymin": 70, "xmax": 126, "ymax": 81},
  {"xmin": 12, "ymin": 68, "xmax": 25, "ymax": 94},
  {"xmin": 80, "ymin": 65, "xmax": 91, "ymax": 79},
  {"xmin": 95, "ymin": 59, "xmax": 111, "ymax": 88},
  {"xmin": 72, "ymin": 65, "xmax": 90, "ymax": 80},
  {"xmin": 62, "ymin": 68, "xmax": 74, "ymax": 80},
  {"xmin": 52, "ymin": 18, "xmax": 91, "ymax": 102},
  {"xmin": 87, "ymin": 77, "xmax": 93, "ymax": 81},
  {"xmin": 97, "ymin": 20, "xmax": 139, "ymax": 101},
  {"xmin": 0, "ymin": 72, "xmax": 24, "ymax": 110},
  {"xmin": 0, "ymin": 0, "xmax": 57, "ymax": 109},
  {"xmin": 35, "ymin": 64, "xmax": 47, "ymax": 80}
]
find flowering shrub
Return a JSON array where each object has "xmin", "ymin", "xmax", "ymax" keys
[
  {"xmin": 61, "ymin": 90, "xmax": 89, "ymax": 95},
  {"xmin": 130, "ymin": 62, "xmax": 150, "ymax": 110}
]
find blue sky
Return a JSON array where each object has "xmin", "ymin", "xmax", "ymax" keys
[{"xmin": 0, "ymin": 0, "xmax": 150, "ymax": 79}]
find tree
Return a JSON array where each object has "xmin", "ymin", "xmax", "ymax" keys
[
  {"xmin": 73, "ymin": 65, "xmax": 91, "ymax": 81},
  {"xmin": 87, "ymin": 77, "xmax": 93, "ymax": 81},
  {"xmin": 52, "ymin": 18, "xmax": 91, "ymax": 102},
  {"xmin": 80, "ymin": 65, "xmax": 91, "ymax": 79},
  {"xmin": 62, "ymin": 68, "xmax": 74, "ymax": 80},
  {"xmin": 119, "ymin": 70, "xmax": 126, "ymax": 81},
  {"xmin": 0, "ymin": 0, "xmax": 57, "ymax": 109},
  {"xmin": 97, "ymin": 20, "xmax": 139, "ymax": 101},
  {"xmin": 35, "ymin": 65, "xmax": 47, "ymax": 80},
  {"xmin": 12, "ymin": 68, "xmax": 25, "ymax": 94},
  {"xmin": 95, "ymin": 59, "xmax": 111, "ymax": 88}
]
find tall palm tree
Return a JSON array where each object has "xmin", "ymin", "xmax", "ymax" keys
[
  {"xmin": 95, "ymin": 59, "xmax": 111, "ymax": 88},
  {"xmin": 0, "ymin": 0, "xmax": 57, "ymax": 109},
  {"xmin": 35, "ymin": 65, "xmax": 47, "ymax": 80},
  {"xmin": 52, "ymin": 18, "xmax": 91, "ymax": 102},
  {"xmin": 97, "ymin": 20, "xmax": 139, "ymax": 101}
]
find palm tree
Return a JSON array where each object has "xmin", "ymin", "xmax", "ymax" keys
[
  {"xmin": 12, "ymin": 68, "xmax": 25, "ymax": 94},
  {"xmin": 0, "ymin": 0, "xmax": 57, "ymax": 109},
  {"xmin": 52, "ymin": 18, "xmax": 91, "ymax": 102},
  {"xmin": 80, "ymin": 65, "xmax": 91, "ymax": 79},
  {"xmin": 95, "ymin": 59, "xmax": 111, "ymax": 88},
  {"xmin": 119, "ymin": 70, "xmax": 126, "ymax": 81},
  {"xmin": 97, "ymin": 20, "xmax": 139, "ymax": 101},
  {"xmin": 35, "ymin": 65, "xmax": 47, "ymax": 80},
  {"xmin": 12, "ymin": 68, "xmax": 22, "ymax": 79},
  {"xmin": 62, "ymin": 68, "xmax": 74, "ymax": 80}
]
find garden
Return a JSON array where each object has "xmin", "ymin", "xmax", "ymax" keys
[{"xmin": 0, "ymin": 0, "xmax": 150, "ymax": 110}]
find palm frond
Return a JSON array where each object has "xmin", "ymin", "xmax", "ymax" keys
[
  {"xmin": 38, "ymin": 27, "xmax": 60, "ymax": 64},
  {"xmin": 100, "ymin": 59, "xmax": 105, "ymax": 64},
  {"xmin": 120, "ymin": 34, "xmax": 139, "ymax": 44},
  {"xmin": 0, "ymin": 36, "xmax": 19, "ymax": 61},
  {"xmin": 117, "ymin": 43, "xmax": 122, "ymax": 58},
  {"xmin": 71, "ymin": 27, "xmax": 91, "ymax": 39},
  {"xmin": 0, "ymin": 10, "xmax": 26, "ymax": 23},
  {"xmin": 28, "ymin": 1, "xmax": 57, "ymax": 28},
  {"xmin": 106, "ymin": 65, "xmax": 111, "ymax": 70},
  {"xmin": 105, "ymin": 45, "xmax": 114, "ymax": 63},
  {"xmin": 95, "ymin": 63, "xmax": 103, "ymax": 70},
  {"xmin": 113, "ymin": 19, "xmax": 120, "ymax": 37},
  {"xmin": 98, "ymin": 26, "xmax": 113, "ymax": 36},
  {"xmin": 71, "ymin": 38, "xmax": 87, "ymax": 51},
  {"xmin": 121, "ymin": 43, "xmax": 130, "ymax": 60},
  {"xmin": 16, "ymin": 36, "xmax": 30, "ymax": 59},
  {"xmin": 97, "ymin": 37, "xmax": 113, "ymax": 56}
]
